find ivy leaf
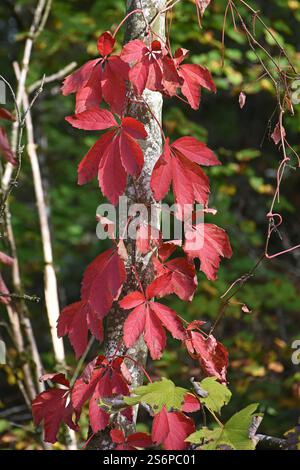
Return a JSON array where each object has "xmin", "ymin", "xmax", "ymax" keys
[
  {"xmin": 187, "ymin": 404, "xmax": 260, "ymax": 450},
  {"xmin": 199, "ymin": 377, "xmax": 232, "ymax": 414},
  {"xmin": 124, "ymin": 378, "xmax": 189, "ymax": 412}
]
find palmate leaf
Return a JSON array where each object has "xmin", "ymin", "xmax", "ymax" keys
[
  {"xmin": 199, "ymin": 377, "xmax": 232, "ymax": 414},
  {"xmin": 124, "ymin": 378, "xmax": 189, "ymax": 412},
  {"xmin": 187, "ymin": 404, "xmax": 260, "ymax": 450}
]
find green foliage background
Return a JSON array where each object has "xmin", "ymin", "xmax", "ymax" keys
[{"xmin": 0, "ymin": 0, "xmax": 299, "ymax": 449}]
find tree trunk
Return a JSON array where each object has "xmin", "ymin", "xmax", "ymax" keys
[{"xmin": 86, "ymin": 0, "xmax": 166, "ymax": 450}]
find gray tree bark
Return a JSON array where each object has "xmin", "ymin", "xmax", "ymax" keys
[{"xmin": 86, "ymin": 0, "xmax": 166, "ymax": 450}]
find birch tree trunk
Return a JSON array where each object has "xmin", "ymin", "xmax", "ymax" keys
[{"xmin": 87, "ymin": 0, "xmax": 166, "ymax": 450}]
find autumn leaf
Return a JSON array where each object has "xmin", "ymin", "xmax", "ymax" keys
[
  {"xmin": 148, "ymin": 253, "xmax": 197, "ymax": 301},
  {"xmin": 120, "ymin": 289, "xmax": 185, "ymax": 360},
  {"xmin": 152, "ymin": 406, "xmax": 195, "ymax": 450},
  {"xmin": 57, "ymin": 248, "xmax": 125, "ymax": 357},
  {"xmin": 110, "ymin": 429, "xmax": 152, "ymax": 450},
  {"xmin": 174, "ymin": 48, "xmax": 216, "ymax": 109},
  {"xmin": 62, "ymin": 31, "xmax": 129, "ymax": 114},
  {"xmin": 0, "ymin": 107, "xmax": 15, "ymax": 121},
  {"xmin": 66, "ymin": 110, "xmax": 147, "ymax": 205},
  {"xmin": 57, "ymin": 301, "xmax": 103, "ymax": 359},
  {"xmin": 0, "ymin": 127, "xmax": 16, "ymax": 165},
  {"xmin": 32, "ymin": 374, "xmax": 78, "ymax": 443},
  {"xmin": 72, "ymin": 356, "xmax": 130, "ymax": 433},
  {"xmin": 151, "ymin": 137, "xmax": 219, "ymax": 209},
  {"xmin": 183, "ymin": 223, "xmax": 232, "ymax": 281},
  {"xmin": 185, "ymin": 322, "xmax": 229, "ymax": 383},
  {"xmin": 121, "ymin": 39, "xmax": 167, "ymax": 95}
]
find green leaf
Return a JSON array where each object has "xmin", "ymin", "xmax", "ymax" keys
[
  {"xmin": 200, "ymin": 377, "xmax": 232, "ymax": 414},
  {"xmin": 187, "ymin": 404, "xmax": 260, "ymax": 450},
  {"xmin": 0, "ymin": 419, "xmax": 10, "ymax": 433},
  {"xmin": 124, "ymin": 378, "xmax": 188, "ymax": 412},
  {"xmin": 0, "ymin": 340, "xmax": 6, "ymax": 364}
]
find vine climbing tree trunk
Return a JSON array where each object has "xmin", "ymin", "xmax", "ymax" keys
[{"xmin": 87, "ymin": 0, "xmax": 166, "ymax": 450}]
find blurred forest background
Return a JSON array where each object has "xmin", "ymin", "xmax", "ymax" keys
[{"xmin": 0, "ymin": 0, "xmax": 299, "ymax": 449}]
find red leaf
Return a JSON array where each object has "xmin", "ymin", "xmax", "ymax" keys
[
  {"xmin": 110, "ymin": 429, "xmax": 152, "ymax": 449},
  {"xmin": 62, "ymin": 52, "xmax": 129, "ymax": 114},
  {"xmin": 98, "ymin": 135, "xmax": 127, "ymax": 205},
  {"xmin": 111, "ymin": 429, "xmax": 125, "ymax": 444},
  {"xmin": 161, "ymin": 56, "xmax": 183, "ymax": 96},
  {"xmin": 77, "ymin": 130, "xmax": 115, "ymax": 185},
  {"xmin": 136, "ymin": 223, "xmax": 161, "ymax": 255},
  {"xmin": 75, "ymin": 64, "xmax": 103, "ymax": 113},
  {"xmin": 81, "ymin": 248, "xmax": 126, "ymax": 318},
  {"xmin": 0, "ymin": 251, "xmax": 14, "ymax": 265},
  {"xmin": 101, "ymin": 56, "xmax": 129, "ymax": 115},
  {"xmin": 122, "ymin": 40, "xmax": 165, "ymax": 95},
  {"xmin": 62, "ymin": 59, "xmax": 100, "ymax": 96},
  {"xmin": 182, "ymin": 393, "xmax": 201, "ymax": 413},
  {"xmin": 57, "ymin": 301, "xmax": 103, "ymax": 359},
  {"xmin": 0, "ymin": 107, "xmax": 15, "ymax": 121},
  {"xmin": 121, "ymin": 39, "xmax": 147, "ymax": 63},
  {"xmin": 32, "ymin": 376, "xmax": 78, "ymax": 443},
  {"xmin": 66, "ymin": 108, "xmax": 117, "ymax": 130},
  {"xmin": 173, "ymin": 49, "xmax": 216, "ymax": 110},
  {"xmin": 74, "ymin": 116, "xmax": 146, "ymax": 205},
  {"xmin": 119, "ymin": 128, "xmax": 144, "ymax": 176},
  {"xmin": 152, "ymin": 407, "xmax": 195, "ymax": 450},
  {"xmin": 185, "ymin": 326, "xmax": 229, "ymax": 383},
  {"xmin": 102, "ymin": 63, "xmax": 125, "ymax": 113},
  {"xmin": 121, "ymin": 117, "xmax": 148, "ymax": 140},
  {"xmin": 147, "ymin": 256, "xmax": 197, "ymax": 301},
  {"xmin": 40, "ymin": 373, "xmax": 70, "ymax": 388},
  {"xmin": 151, "ymin": 138, "xmax": 212, "ymax": 209},
  {"xmin": 271, "ymin": 122, "xmax": 286, "ymax": 145},
  {"xmin": 121, "ymin": 290, "xmax": 185, "ymax": 360},
  {"xmin": 119, "ymin": 291, "xmax": 145, "ymax": 309},
  {"xmin": 58, "ymin": 248, "xmax": 125, "ymax": 357},
  {"xmin": 0, "ymin": 127, "xmax": 16, "ymax": 165},
  {"xmin": 71, "ymin": 357, "xmax": 130, "ymax": 433},
  {"xmin": 183, "ymin": 223, "xmax": 232, "ymax": 281},
  {"xmin": 97, "ymin": 31, "xmax": 115, "ymax": 56},
  {"xmin": 171, "ymin": 136, "xmax": 220, "ymax": 166},
  {"xmin": 127, "ymin": 432, "xmax": 153, "ymax": 448},
  {"xmin": 158, "ymin": 240, "xmax": 182, "ymax": 261}
]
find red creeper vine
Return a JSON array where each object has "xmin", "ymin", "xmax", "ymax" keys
[{"xmin": 32, "ymin": 5, "xmax": 236, "ymax": 450}]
